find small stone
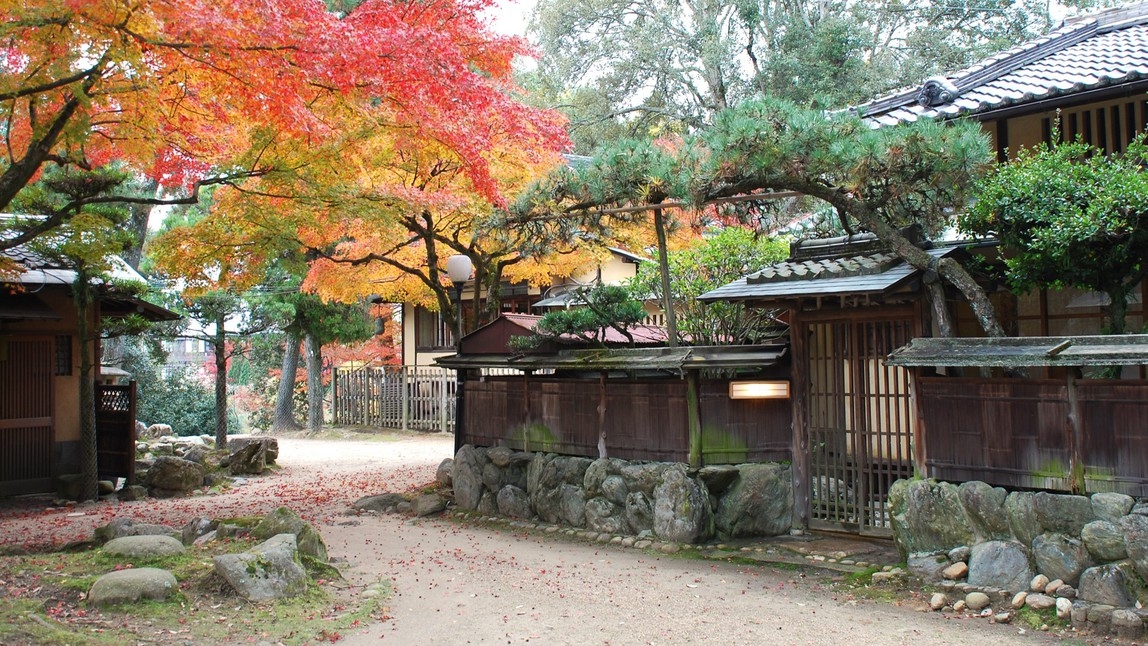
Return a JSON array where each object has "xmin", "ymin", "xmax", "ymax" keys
[
  {"xmin": 1055, "ymin": 585, "xmax": 1076, "ymax": 599},
  {"xmin": 1030, "ymin": 574, "xmax": 1050, "ymax": 592},
  {"xmin": 634, "ymin": 540, "xmax": 652, "ymax": 549},
  {"xmin": 620, "ymin": 537, "xmax": 635, "ymax": 547},
  {"xmin": 930, "ymin": 592, "xmax": 948, "ymax": 610},
  {"xmin": 948, "ymin": 546, "xmax": 971, "ymax": 563},
  {"xmin": 659, "ymin": 543, "xmax": 680, "ymax": 554},
  {"xmin": 942, "ymin": 562, "xmax": 969, "ymax": 580},
  {"xmin": 1045, "ymin": 579, "xmax": 1064, "ymax": 595},
  {"xmin": 1026, "ymin": 593, "xmax": 1056, "ymax": 610},
  {"xmin": 1056, "ymin": 597, "xmax": 1073, "ymax": 620},
  {"xmin": 953, "ymin": 600, "xmax": 967, "ymax": 612},
  {"xmin": 1011, "ymin": 591, "xmax": 1028, "ymax": 609},
  {"xmin": 994, "ymin": 612, "xmax": 1011, "ymax": 624},
  {"xmin": 966, "ymin": 591, "xmax": 991, "ymax": 611}
]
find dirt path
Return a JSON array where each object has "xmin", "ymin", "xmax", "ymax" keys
[{"xmin": 0, "ymin": 432, "xmax": 1076, "ymax": 644}]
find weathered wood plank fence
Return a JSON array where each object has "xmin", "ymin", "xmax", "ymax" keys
[
  {"xmin": 917, "ymin": 377, "xmax": 1148, "ymax": 496},
  {"xmin": 332, "ymin": 366, "xmax": 457, "ymax": 432}
]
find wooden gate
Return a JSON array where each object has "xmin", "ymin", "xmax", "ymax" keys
[
  {"xmin": 804, "ymin": 314, "xmax": 916, "ymax": 535},
  {"xmin": 0, "ymin": 338, "xmax": 55, "ymax": 496}
]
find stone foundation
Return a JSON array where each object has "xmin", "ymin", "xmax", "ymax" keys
[
  {"xmin": 890, "ymin": 479, "xmax": 1148, "ymax": 638},
  {"xmin": 451, "ymin": 445, "xmax": 793, "ymax": 543}
]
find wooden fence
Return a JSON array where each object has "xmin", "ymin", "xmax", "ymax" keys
[
  {"xmin": 917, "ymin": 377, "xmax": 1148, "ymax": 496},
  {"xmin": 332, "ymin": 366, "xmax": 457, "ymax": 432},
  {"xmin": 462, "ymin": 376, "xmax": 792, "ymax": 465},
  {"xmin": 96, "ymin": 382, "xmax": 137, "ymax": 485}
]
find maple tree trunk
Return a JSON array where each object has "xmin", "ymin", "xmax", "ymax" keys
[
  {"xmin": 305, "ymin": 334, "xmax": 324, "ymax": 435},
  {"xmin": 213, "ymin": 314, "xmax": 229, "ymax": 449},
  {"xmin": 925, "ymin": 280, "xmax": 955, "ymax": 338},
  {"xmin": 273, "ymin": 335, "xmax": 302, "ymax": 432}
]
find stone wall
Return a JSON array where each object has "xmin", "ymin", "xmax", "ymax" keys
[
  {"xmin": 890, "ymin": 478, "xmax": 1148, "ymax": 636},
  {"xmin": 451, "ymin": 445, "xmax": 793, "ymax": 543}
]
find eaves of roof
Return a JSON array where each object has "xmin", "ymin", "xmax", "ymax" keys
[{"xmin": 887, "ymin": 334, "xmax": 1148, "ymax": 367}]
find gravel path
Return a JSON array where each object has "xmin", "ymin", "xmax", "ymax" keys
[{"xmin": 0, "ymin": 432, "xmax": 1079, "ymax": 644}]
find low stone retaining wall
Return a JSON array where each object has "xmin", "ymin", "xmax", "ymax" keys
[
  {"xmin": 890, "ymin": 479, "xmax": 1148, "ymax": 638},
  {"xmin": 451, "ymin": 445, "xmax": 793, "ymax": 543}
]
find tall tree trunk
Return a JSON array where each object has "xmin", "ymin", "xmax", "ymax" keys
[
  {"xmin": 653, "ymin": 206, "xmax": 679, "ymax": 347},
  {"xmin": 121, "ymin": 179, "xmax": 158, "ymax": 270},
  {"xmin": 272, "ymin": 334, "xmax": 303, "ymax": 432},
  {"xmin": 75, "ymin": 270, "xmax": 98, "ymax": 501},
  {"xmin": 213, "ymin": 312, "xmax": 229, "ymax": 448},
  {"xmin": 305, "ymin": 333, "xmax": 324, "ymax": 434}
]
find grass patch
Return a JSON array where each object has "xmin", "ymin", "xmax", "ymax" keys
[
  {"xmin": 1015, "ymin": 605, "xmax": 1067, "ymax": 631},
  {"xmin": 0, "ymin": 539, "xmax": 391, "ymax": 646}
]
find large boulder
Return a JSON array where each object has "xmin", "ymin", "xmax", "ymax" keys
[
  {"xmin": 958, "ymin": 481, "xmax": 1011, "ymax": 542},
  {"xmin": 625, "ymin": 491, "xmax": 655, "ymax": 535},
  {"xmin": 496, "ymin": 485, "xmax": 532, "ymax": 519},
  {"xmin": 228, "ymin": 436, "xmax": 278, "ymax": 462},
  {"xmin": 618, "ymin": 462, "xmax": 669, "ymax": 498},
  {"xmin": 714, "ymin": 463, "xmax": 792, "ymax": 539},
  {"xmin": 1032, "ymin": 533, "xmax": 1092, "ymax": 587},
  {"xmin": 1092, "ymin": 492, "xmax": 1135, "ymax": 524},
  {"xmin": 412, "ymin": 493, "xmax": 447, "ymax": 517},
  {"xmin": 1033, "ymin": 491, "xmax": 1094, "ymax": 536},
  {"xmin": 697, "ymin": 465, "xmax": 741, "ymax": 498},
  {"xmin": 528, "ymin": 454, "xmax": 591, "ymax": 525},
  {"xmin": 1082, "ymin": 520, "xmax": 1129, "ymax": 562},
  {"xmin": 559, "ymin": 484, "xmax": 587, "ymax": 527},
  {"xmin": 1121, "ymin": 514, "xmax": 1148, "ymax": 581},
  {"xmin": 142, "ymin": 423, "xmax": 172, "ymax": 440},
  {"xmin": 585, "ymin": 497, "xmax": 627, "ymax": 534},
  {"xmin": 888, "ymin": 479, "xmax": 972, "ymax": 559},
  {"xmin": 1006, "ymin": 491, "xmax": 1042, "ymax": 548},
  {"xmin": 967, "ymin": 540, "xmax": 1033, "ymax": 591},
  {"xmin": 88, "ymin": 568, "xmax": 178, "ymax": 606},
  {"xmin": 453, "ymin": 445, "xmax": 486, "ymax": 511},
  {"xmin": 103, "ymin": 535, "xmax": 186, "ymax": 558},
  {"xmin": 214, "ymin": 534, "xmax": 309, "ymax": 601},
  {"xmin": 228, "ymin": 441, "xmax": 268, "ymax": 475},
  {"xmin": 146, "ymin": 456, "xmax": 205, "ymax": 496},
  {"xmin": 1079, "ymin": 562, "xmax": 1147, "ymax": 607},
  {"xmin": 354, "ymin": 493, "xmax": 409, "ymax": 513},
  {"xmin": 653, "ymin": 465, "xmax": 713, "ymax": 544},
  {"xmin": 436, "ymin": 458, "xmax": 454, "ymax": 487},
  {"xmin": 250, "ymin": 507, "xmax": 327, "ymax": 562}
]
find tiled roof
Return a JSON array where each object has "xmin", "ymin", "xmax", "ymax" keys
[
  {"xmin": 498, "ymin": 313, "xmax": 669, "ymax": 345},
  {"xmin": 698, "ymin": 247, "xmax": 958, "ymax": 303},
  {"xmin": 851, "ymin": 3, "xmax": 1148, "ymax": 126}
]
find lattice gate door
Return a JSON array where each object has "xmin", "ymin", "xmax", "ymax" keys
[
  {"xmin": 805, "ymin": 317, "xmax": 916, "ymax": 535},
  {"xmin": 0, "ymin": 338, "xmax": 54, "ymax": 496}
]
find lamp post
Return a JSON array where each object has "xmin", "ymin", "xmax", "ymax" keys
[{"xmin": 445, "ymin": 254, "xmax": 473, "ymax": 454}]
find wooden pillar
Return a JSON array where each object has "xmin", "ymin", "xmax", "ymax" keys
[
  {"xmin": 597, "ymin": 371, "xmax": 608, "ymax": 459},
  {"xmin": 790, "ymin": 306, "xmax": 810, "ymax": 530},
  {"xmin": 686, "ymin": 371, "xmax": 702, "ymax": 468},
  {"xmin": 1066, "ymin": 371, "xmax": 1086, "ymax": 494}
]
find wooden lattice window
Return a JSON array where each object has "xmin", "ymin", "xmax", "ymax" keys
[{"xmin": 54, "ymin": 335, "xmax": 72, "ymax": 376}]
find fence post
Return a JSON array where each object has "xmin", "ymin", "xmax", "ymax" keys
[
  {"xmin": 401, "ymin": 366, "xmax": 410, "ymax": 432},
  {"xmin": 332, "ymin": 367, "xmax": 340, "ymax": 425}
]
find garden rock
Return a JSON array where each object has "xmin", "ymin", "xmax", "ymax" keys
[
  {"xmin": 714, "ymin": 463, "xmax": 791, "ymax": 539},
  {"xmin": 355, "ymin": 492, "xmax": 409, "ymax": 513},
  {"xmin": 653, "ymin": 465, "xmax": 713, "ymax": 543},
  {"xmin": 1092, "ymin": 492, "xmax": 1134, "ymax": 524},
  {"xmin": 182, "ymin": 517, "xmax": 218, "ymax": 545},
  {"xmin": 55, "ymin": 474, "xmax": 84, "ymax": 501},
  {"xmin": 88, "ymin": 567, "xmax": 178, "ymax": 606},
  {"xmin": 228, "ymin": 435, "xmax": 278, "ymax": 462},
  {"xmin": 559, "ymin": 484, "xmax": 587, "ymax": 526},
  {"xmin": 412, "ymin": 493, "xmax": 446, "ymax": 517},
  {"xmin": 968, "ymin": 541, "xmax": 1032, "ymax": 591},
  {"xmin": 103, "ymin": 535, "xmax": 186, "ymax": 558},
  {"xmin": 888, "ymin": 479, "xmax": 972, "ymax": 558},
  {"xmin": 1034, "ymin": 491, "xmax": 1094, "ymax": 536},
  {"xmin": 907, "ymin": 552, "xmax": 948, "ymax": 583},
  {"xmin": 697, "ymin": 465, "xmax": 740, "ymax": 497},
  {"xmin": 497, "ymin": 485, "xmax": 532, "ymax": 519},
  {"xmin": 229, "ymin": 441, "xmax": 268, "ymax": 475},
  {"xmin": 585, "ymin": 497, "xmax": 627, "ymax": 534},
  {"xmin": 214, "ymin": 534, "xmax": 308, "ymax": 601},
  {"xmin": 251, "ymin": 507, "xmax": 328, "ymax": 562},
  {"xmin": 94, "ymin": 518, "xmax": 180, "ymax": 543},
  {"xmin": 1121, "ymin": 514, "xmax": 1148, "ymax": 581},
  {"xmin": 625, "ymin": 491, "xmax": 655, "ymax": 535},
  {"xmin": 1032, "ymin": 533, "xmax": 1092, "ymax": 586},
  {"xmin": 436, "ymin": 458, "xmax": 453, "ymax": 487},
  {"xmin": 1006, "ymin": 492, "xmax": 1042, "ymax": 548},
  {"xmin": 1082, "ymin": 521, "xmax": 1128, "ymax": 562},
  {"xmin": 143, "ymin": 423, "xmax": 172, "ymax": 440},
  {"xmin": 452, "ymin": 445, "xmax": 486, "ymax": 510},
  {"xmin": 958, "ymin": 481, "xmax": 1011, "ymax": 542},
  {"xmin": 1078, "ymin": 562, "xmax": 1145, "ymax": 608},
  {"xmin": 117, "ymin": 485, "xmax": 148, "ymax": 501},
  {"xmin": 147, "ymin": 456, "xmax": 205, "ymax": 496},
  {"xmin": 965, "ymin": 591, "xmax": 991, "ymax": 611},
  {"xmin": 619, "ymin": 462, "xmax": 668, "ymax": 497}
]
